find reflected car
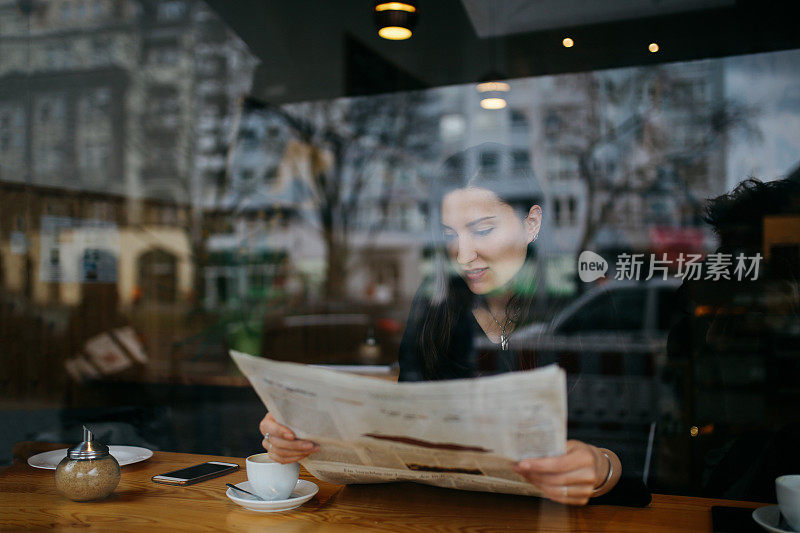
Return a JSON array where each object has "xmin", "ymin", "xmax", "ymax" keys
[
  {"xmin": 511, "ymin": 278, "xmax": 682, "ymax": 357},
  {"xmin": 480, "ymin": 279, "xmax": 681, "ymax": 481}
]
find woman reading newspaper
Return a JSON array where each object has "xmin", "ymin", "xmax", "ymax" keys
[{"xmin": 260, "ymin": 144, "xmax": 648, "ymax": 506}]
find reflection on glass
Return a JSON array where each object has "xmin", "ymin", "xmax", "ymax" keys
[{"xmin": 0, "ymin": 1, "xmax": 798, "ymax": 501}]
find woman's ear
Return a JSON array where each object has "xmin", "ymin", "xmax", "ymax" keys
[{"xmin": 524, "ymin": 205, "xmax": 542, "ymax": 244}]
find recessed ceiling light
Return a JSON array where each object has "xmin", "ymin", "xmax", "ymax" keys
[
  {"xmin": 649, "ymin": 42, "xmax": 660, "ymax": 53},
  {"xmin": 562, "ymin": 37, "xmax": 574, "ymax": 48}
]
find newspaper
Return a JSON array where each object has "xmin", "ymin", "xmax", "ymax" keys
[{"xmin": 231, "ymin": 350, "xmax": 567, "ymax": 497}]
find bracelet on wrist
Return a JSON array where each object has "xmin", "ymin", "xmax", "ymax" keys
[{"xmin": 592, "ymin": 451, "xmax": 613, "ymax": 495}]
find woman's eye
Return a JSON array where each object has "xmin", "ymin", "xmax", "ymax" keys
[
  {"xmin": 474, "ymin": 227, "xmax": 493, "ymax": 237},
  {"xmin": 442, "ymin": 231, "xmax": 456, "ymax": 242}
]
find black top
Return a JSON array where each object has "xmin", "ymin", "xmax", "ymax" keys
[
  {"xmin": 398, "ymin": 294, "xmax": 517, "ymax": 381},
  {"xmin": 397, "ymin": 284, "xmax": 652, "ymax": 507}
]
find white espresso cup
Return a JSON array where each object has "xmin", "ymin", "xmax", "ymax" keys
[
  {"xmin": 245, "ymin": 453, "xmax": 300, "ymax": 501},
  {"xmin": 776, "ymin": 475, "xmax": 800, "ymax": 531}
]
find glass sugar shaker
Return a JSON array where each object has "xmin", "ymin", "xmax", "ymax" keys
[{"xmin": 55, "ymin": 426, "xmax": 120, "ymax": 501}]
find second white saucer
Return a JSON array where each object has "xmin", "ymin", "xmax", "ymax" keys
[{"xmin": 753, "ymin": 505, "xmax": 798, "ymax": 533}]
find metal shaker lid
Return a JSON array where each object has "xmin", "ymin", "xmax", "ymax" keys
[{"xmin": 67, "ymin": 426, "xmax": 111, "ymax": 460}]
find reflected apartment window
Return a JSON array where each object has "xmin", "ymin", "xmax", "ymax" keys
[
  {"xmin": 158, "ymin": 1, "xmax": 186, "ymax": 21},
  {"xmin": 0, "ymin": 112, "xmax": 10, "ymax": 152},
  {"xmin": 92, "ymin": 0, "xmax": 106, "ymax": 19},
  {"xmin": 544, "ymin": 111, "xmax": 563, "ymax": 140},
  {"xmin": 92, "ymin": 38, "xmax": 113, "ymax": 66},
  {"xmin": 79, "ymin": 142, "xmax": 110, "ymax": 175},
  {"xmin": 480, "ymin": 151, "xmax": 498, "ymax": 175},
  {"xmin": 238, "ymin": 169, "xmax": 255, "ymax": 188},
  {"xmin": 45, "ymin": 44, "xmax": 60, "ymax": 68},
  {"xmin": 1, "ymin": 105, "xmax": 25, "ymax": 141},
  {"xmin": 239, "ymin": 127, "xmax": 259, "ymax": 149},
  {"xmin": 34, "ymin": 96, "xmax": 66, "ymax": 177},
  {"xmin": 34, "ymin": 147, "xmax": 63, "ymax": 176},
  {"xmin": 510, "ymin": 109, "xmax": 528, "ymax": 130},
  {"xmin": 553, "ymin": 197, "xmax": 563, "ymax": 227},
  {"xmin": 59, "ymin": 2, "xmax": 71, "ymax": 22},
  {"xmin": 552, "ymin": 196, "xmax": 578, "ymax": 227},
  {"xmin": 148, "ymin": 43, "xmax": 180, "ymax": 66},
  {"xmin": 263, "ymin": 165, "xmax": 278, "ymax": 187},
  {"xmin": 60, "ymin": 42, "xmax": 73, "ymax": 69},
  {"xmin": 547, "ymin": 152, "xmax": 579, "ymax": 182},
  {"xmin": 568, "ymin": 196, "xmax": 577, "ymax": 225},
  {"xmin": 38, "ymin": 101, "xmax": 51, "ymax": 123},
  {"xmin": 145, "ymin": 87, "xmax": 180, "ymax": 126},
  {"xmin": 512, "ymin": 150, "xmax": 530, "ymax": 173},
  {"xmin": 79, "ymin": 88, "xmax": 110, "ymax": 121}
]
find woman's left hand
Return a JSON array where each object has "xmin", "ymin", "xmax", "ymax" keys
[{"xmin": 513, "ymin": 440, "xmax": 612, "ymax": 505}]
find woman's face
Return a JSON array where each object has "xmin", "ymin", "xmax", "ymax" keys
[{"xmin": 441, "ymin": 187, "xmax": 541, "ymax": 295}]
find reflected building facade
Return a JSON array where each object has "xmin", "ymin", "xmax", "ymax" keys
[
  {"xmin": 0, "ymin": 0, "xmax": 798, "ymax": 498},
  {"xmin": 0, "ymin": 0, "xmax": 257, "ymax": 309},
  {"xmin": 205, "ymin": 92, "xmax": 440, "ymax": 309}
]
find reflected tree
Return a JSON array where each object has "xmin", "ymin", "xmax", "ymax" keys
[
  {"xmin": 549, "ymin": 65, "xmax": 762, "ymax": 254},
  {"xmin": 234, "ymin": 92, "xmax": 437, "ymax": 300}
]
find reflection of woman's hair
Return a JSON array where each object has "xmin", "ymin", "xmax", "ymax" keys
[
  {"xmin": 417, "ymin": 143, "xmax": 544, "ymax": 379},
  {"xmin": 705, "ymin": 177, "xmax": 800, "ymax": 252},
  {"xmin": 705, "ymin": 176, "xmax": 800, "ymax": 282}
]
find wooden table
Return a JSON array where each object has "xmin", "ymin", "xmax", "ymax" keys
[{"xmin": 1, "ymin": 442, "xmax": 765, "ymax": 532}]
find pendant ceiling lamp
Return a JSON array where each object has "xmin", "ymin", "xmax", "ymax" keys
[
  {"xmin": 374, "ymin": 1, "xmax": 418, "ymax": 41},
  {"xmin": 477, "ymin": 7, "xmax": 508, "ymax": 110},
  {"xmin": 477, "ymin": 73, "xmax": 510, "ymax": 110}
]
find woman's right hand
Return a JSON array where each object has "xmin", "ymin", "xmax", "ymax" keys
[{"xmin": 258, "ymin": 412, "xmax": 318, "ymax": 464}]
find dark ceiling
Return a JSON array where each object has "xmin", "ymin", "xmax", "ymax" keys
[{"xmin": 205, "ymin": 0, "xmax": 800, "ymax": 104}]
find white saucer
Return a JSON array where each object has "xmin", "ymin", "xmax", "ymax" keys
[
  {"xmin": 226, "ymin": 480, "xmax": 318, "ymax": 513},
  {"xmin": 753, "ymin": 505, "xmax": 798, "ymax": 533},
  {"xmin": 27, "ymin": 446, "xmax": 153, "ymax": 470}
]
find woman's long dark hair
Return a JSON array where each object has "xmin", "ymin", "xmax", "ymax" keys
[{"xmin": 416, "ymin": 144, "xmax": 544, "ymax": 379}]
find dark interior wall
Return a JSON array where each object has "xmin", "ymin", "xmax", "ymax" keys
[
  {"xmin": 206, "ymin": 0, "xmax": 486, "ymax": 103},
  {"xmin": 206, "ymin": 0, "xmax": 800, "ymax": 104}
]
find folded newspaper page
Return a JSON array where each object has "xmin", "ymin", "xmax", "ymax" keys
[{"xmin": 231, "ymin": 350, "xmax": 567, "ymax": 497}]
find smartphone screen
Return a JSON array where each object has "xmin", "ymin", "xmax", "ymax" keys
[
  {"xmin": 711, "ymin": 506, "xmax": 761, "ymax": 533},
  {"xmin": 152, "ymin": 462, "xmax": 239, "ymax": 485}
]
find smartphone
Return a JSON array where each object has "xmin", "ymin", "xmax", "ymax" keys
[
  {"xmin": 151, "ymin": 461, "xmax": 240, "ymax": 485},
  {"xmin": 711, "ymin": 506, "xmax": 761, "ymax": 533}
]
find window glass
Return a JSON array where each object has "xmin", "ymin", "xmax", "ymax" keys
[
  {"xmin": 1, "ymin": 0, "xmax": 799, "ymax": 504},
  {"xmin": 557, "ymin": 288, "xmax": 646, "ymax": 333}
]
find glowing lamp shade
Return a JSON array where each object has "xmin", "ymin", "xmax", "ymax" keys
[
  {"xmin": 477, "ymin": 79, "xmax": 510, "ymax": 110},
  {"xmin": 378, "ymin": 26, "xmax": 412, "ymax": 40},
  {"xmin": 374, "ymin": 2, "xmax": 417, "ymax": 41},
  {"xmin": 480, "ymin": 98, "xmax": 507, "ymax": 110},
  {"xmin": 476, "ymin": 81, "xmax": 510, "ymax": 93}
]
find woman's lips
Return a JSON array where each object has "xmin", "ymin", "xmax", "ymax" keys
[{"xmin": 464, "ymin": 268, "xmax": 488, "ymax": 282}]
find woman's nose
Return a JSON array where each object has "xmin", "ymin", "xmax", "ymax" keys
[{"xmin": 456, "ymin": 236, "xmax": 478, "ymax": 264}]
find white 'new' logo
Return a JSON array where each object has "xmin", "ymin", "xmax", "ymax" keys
[{"xmin": 578, "ymin": 251, "xmax": 608, "ymax": 282}]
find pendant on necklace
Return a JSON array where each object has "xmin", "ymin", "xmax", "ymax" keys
[{"xmin": 500, "ymin": 334, "xmax": 508, "ymax": 351}]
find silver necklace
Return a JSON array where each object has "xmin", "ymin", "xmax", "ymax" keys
[{"xmin": 486, "ymin": 306, "xmax": 511, "ymax": 350}]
